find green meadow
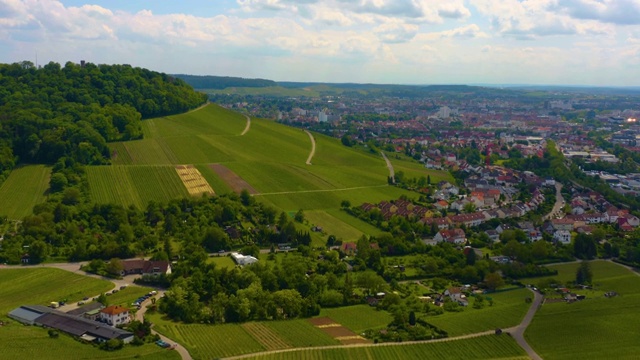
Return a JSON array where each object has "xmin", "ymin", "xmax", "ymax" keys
[
  {"xmin": 525, "ymin": 261, "xmax": 640, "ymax": 359},
  {"xmin": 0, "ymin": 165, "xmax": 51, "ymax": 219}
]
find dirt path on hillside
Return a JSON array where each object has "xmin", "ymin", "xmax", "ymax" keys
[
  {"xmin": 380, "ymin": 151, "xmax": 395, "ymax": 183},
  {"xmin": 241, "ymin": 114, "xmax": 251, "ymax": 135},
  {"xmin": 304, "ymin": 130, "xmax": 316, "ymax": 165},
  {"xmin": 507, "ymin": 288, "xmax": 543, "ymax": 360},
  {"xmin": 186, "ymin": 101, "xmax": 210, "ymax": 114}
]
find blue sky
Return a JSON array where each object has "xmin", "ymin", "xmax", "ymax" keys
[{"xmin": 1, "ymin": 0, "xmax": 640, "ymax": 85}]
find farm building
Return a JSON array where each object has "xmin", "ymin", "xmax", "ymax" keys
[
  {"xmin": 120, "ymin": 259, "xmax": 172, "ymax": 277},
  {"xmin": 99, "ymin": 305, "xmax": 131, "ymax": 326},
  {"xmin": 8, "ymin": 305, "xmax": 134, "ymax": 343},
  {"xmin": 230, "ymin": 252, "xmax": 258, "ymax": 266}
]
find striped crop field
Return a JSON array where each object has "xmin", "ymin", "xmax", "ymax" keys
[
  {"xmin": 0, "ymin": 165, "xmax": 51, "ymax": 219},
  {"xmin": 243, "ymin": 335, "xmax": 527, "ymax": 360},
  {"xmin": 241, "ymin": 322, "xmax": 291, "ymax": 351},
  {"xmin": 86, "ymin": 165, "xmax": 189, "ymax": 208}
]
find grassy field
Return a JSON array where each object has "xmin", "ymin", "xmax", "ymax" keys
[
  {"xmin": 525, "ymin": 261, "xmax": 640, "ymax": 359},
  {"xmin": 386, "ymin": 153, "xmax": 454, "ymax": 184},
  {"xmin": 106, "ymin": 286, "xmax": 153, "ymax": 308},
  {"xmin": 243, "ymin": 335, "xmax": 527, "ymax": 360},
  {"xmin": 0, "ymin": 268, "xmax": 113, "ymax": 316},
  {"xmin": 206, "ymin": 255, "xmax": 237, "ymax": 268},
  {"xmin": 0, "ymin": 324, "xmax": 179, "ymax": 360},
  {"xmin": 426, "ymin": 288, "xmax": 531, "ymax": 336},
  {"xmin": 86, "ymin": 165, "xmax": 189, "ymax": 208},
  {"xmin": 264, "ymin": 320, "xmax": 339, "ymax": 347},
  {"xmin": 0, "ymin": 165, "xmax": 51, "ymax": 219},
  {"xmin": 319, "ymin": 305, "xmax": 393, "ymax": 333},
  {"xmin": 304, "ymin": 210, "xmax": 380, "ymax": 242}
]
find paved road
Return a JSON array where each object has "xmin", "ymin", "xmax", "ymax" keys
[
  {"xmin": 503, "ymin": 288, "xmax": 544, "ymax": 360},
  {"xmin": 543, "ymin": 182, "xmax": 564, "ymax": 220},
  {"xmin": 241, "ymin": 114, "xmax": 251, "ymax": 135},
  {"xmin": 304, "ymin": 130, "xmax": 316, "ymax": 165},
  {"xmin": 380, "ymin": 151, "xmax": 395, "ymax": 183}
]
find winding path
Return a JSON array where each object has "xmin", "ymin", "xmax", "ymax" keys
[
  {"xmin": 380, "ymin": 151, "xmax": 395, "ymax": 183},
  {"xmin": 304, "ymin": 130, "xmax": 316, "ymax": 165},
  {"xmin": 505, "ymin": 288, "xmax": 544, "ymax": 360},
  {"xmin": 241, "ymin": 114, "xmax": 251, "ymax": 135},
  {"xmin": 543, "ymin": 182, "xmax": 564, "ymax": 220}
]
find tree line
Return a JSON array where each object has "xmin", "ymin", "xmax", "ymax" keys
[{"xmin": 0, "ymin": 61, "xmax": 207, "ymax": 178}]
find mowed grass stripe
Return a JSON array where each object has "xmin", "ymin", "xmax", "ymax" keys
[
  {"xmin": 241, "ymin": 322, "xmax": 291, "ymax": 351},
  {"xmin": 243, "ymin": 335, "xmax": 527, "ymax": 360},
  {"xmin": 0, "ymin": 165, "xmax": 51, "ymax": 219}
]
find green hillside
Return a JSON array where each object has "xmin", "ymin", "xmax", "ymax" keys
[{"xmin": 95, "ymin": 103, "xmax": 451, "ymax": 235}]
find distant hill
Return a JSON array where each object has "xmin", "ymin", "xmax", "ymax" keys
[{"xmin": 174, "ymin": 74, "xmax": 277, "ymax": 89}]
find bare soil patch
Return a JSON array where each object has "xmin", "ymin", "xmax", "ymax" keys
[
  {"xmin": 176, "ymin": 165, "xmax": 215, "ymax": 196},
  {"xmin": 308, "ymin": 317, "xmax": 371, "ymax": 345},
  {"xmin": 209, "ymin": 164, "xmax": 258, "ymax": 194}
]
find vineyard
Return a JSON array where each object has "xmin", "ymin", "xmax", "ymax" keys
[
  {"xmin": 86, "ymin": 165, "xmax": 189, "ymax": 208},
  {"xmin": 150, "ymin": 318, "xmax": 265, "ymax": 359},
  {"xmin": 241, "ymin": 322, "xmax": 291, "ymax": 351},
  {"xmin": 264, "ymin": 320, "xmax": 338, "ymax": 347},
  {"xmin": 525, "ymin": 261, "xmax": 640, "ymax": 359},
  {"xmin": 0, "ymin": 165, "xmax": 51, "ymax": 219},
  {"xmin": 243, "ymin": 335, "xmax": 527, "ymax": 360}
]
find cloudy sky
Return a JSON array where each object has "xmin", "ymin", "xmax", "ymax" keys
[{"xmin": 1, "ymin": 0, "xmax": 640, "ymax": 85}]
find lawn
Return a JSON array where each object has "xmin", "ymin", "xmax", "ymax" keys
[
  {"xmin": 0, "ymin": 165, "xmax": 51, "ymax": 219},
  {"xmin": 525, "ymin": 261, "xmax": 640, "ymax": 360},
  {"xmin": 106, "ymin": 286, "xmax": 153, "ymax": 308},
  {"xmin": 0, "ymin": 323, "xmax": 178, "ymax": 360},
  {"xmin": 243, "ymin": 335, "xmax": 527, "ymax": 360},
  {"xmin": 425, "ymin": 288, "xmax": 531, "ymax": 336},
  {"xmin": 318, "ymin": 305, "xmax": 393, "ymax": 333},
  {"xmin": 386, "ymin": 153, "xmax": 454, "ymax": 184},
  {"xmin": 206, "ymin": 255, "xmax": 236, "ymax": 269},
  {"xmin": 0, "ymin": 268, "xmax": 113, "ymax": 316}
]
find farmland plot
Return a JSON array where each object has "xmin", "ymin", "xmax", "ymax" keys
[
  {"xmin": 243, "ymin": 335, "xmax": 527, "ymax": 360},
  {"xmin": 175, "ymin": 165, "xmax": 214, "ymax": 196},
  {"xmin": 0, "ymin": 165, "xmax": 51, "ymax": 219},
  {"xmin": 265, "ymin": 320, "xmax": 338, "ymax": 347}
]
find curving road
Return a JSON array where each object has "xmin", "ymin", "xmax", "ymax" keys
[
  {"xmin": 304, "ymin": 130, "xmax": 316, "ymax": 165},
  {"xmin": 380, "ymin": 151, "xmax": 395, "ymax": 183},
  {"xmin": 505, "ymin": 288, "xmax": 544, "ymax": 360}
]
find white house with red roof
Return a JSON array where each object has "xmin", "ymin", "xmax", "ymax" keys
[{"xmin": 99, "ymin": 305, "xmax": 130, "ymax": 327}]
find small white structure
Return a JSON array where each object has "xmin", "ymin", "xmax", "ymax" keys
[
  {"xmin": 553, "ymin": 230, "xmax": 572, "ymax": 245},
  {"xmin": 231, "ymin": 252, "xmax": 259, "ymax": 266},
  {"xmin": 99, "ymin": 305, "xmax": 130, "ymax": 327}
]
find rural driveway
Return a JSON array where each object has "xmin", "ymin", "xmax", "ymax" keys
[
  {"xmin": 135, "ymin": 291, "xmax": 193, "ymax": 360},
  {"xmin": 241, "ymin": 114, "xmax": 251, "ymax": 135},
  {"xmin": 543, "ymin": 182, "xmax": 564, "ymax": 220},
  {"xmin": 304, "ymin": 130, "xmax": 316, "ymax": 165},
  {"xmin": 504, "ymin": 288, "xmax": 544, "ymax": 360},
  {"xmin": 380, "ymin": 151, "xmax": 394, "ymax": 183}
]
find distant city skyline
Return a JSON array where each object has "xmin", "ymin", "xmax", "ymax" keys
[{"xmin": 1, "ymin": 0, "xmax": 640, "ymax": 86}]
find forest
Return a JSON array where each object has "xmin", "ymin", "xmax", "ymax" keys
[{"xmin": 0, "ymin": 61, "xmax": 207, "ymax": 181}]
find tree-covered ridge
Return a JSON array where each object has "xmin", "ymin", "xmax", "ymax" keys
[{"xmin": 0, "ymin": 61, "xmax": 207, "ymax": 176}]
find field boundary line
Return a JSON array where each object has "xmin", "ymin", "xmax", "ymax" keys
[
  {"xmin": 253, "ymin": 184, "xmax": 389, "ymax": 196},
  {"xmin": 304, "ymin": 130, "xmax": 316, "ymax": 165}
]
